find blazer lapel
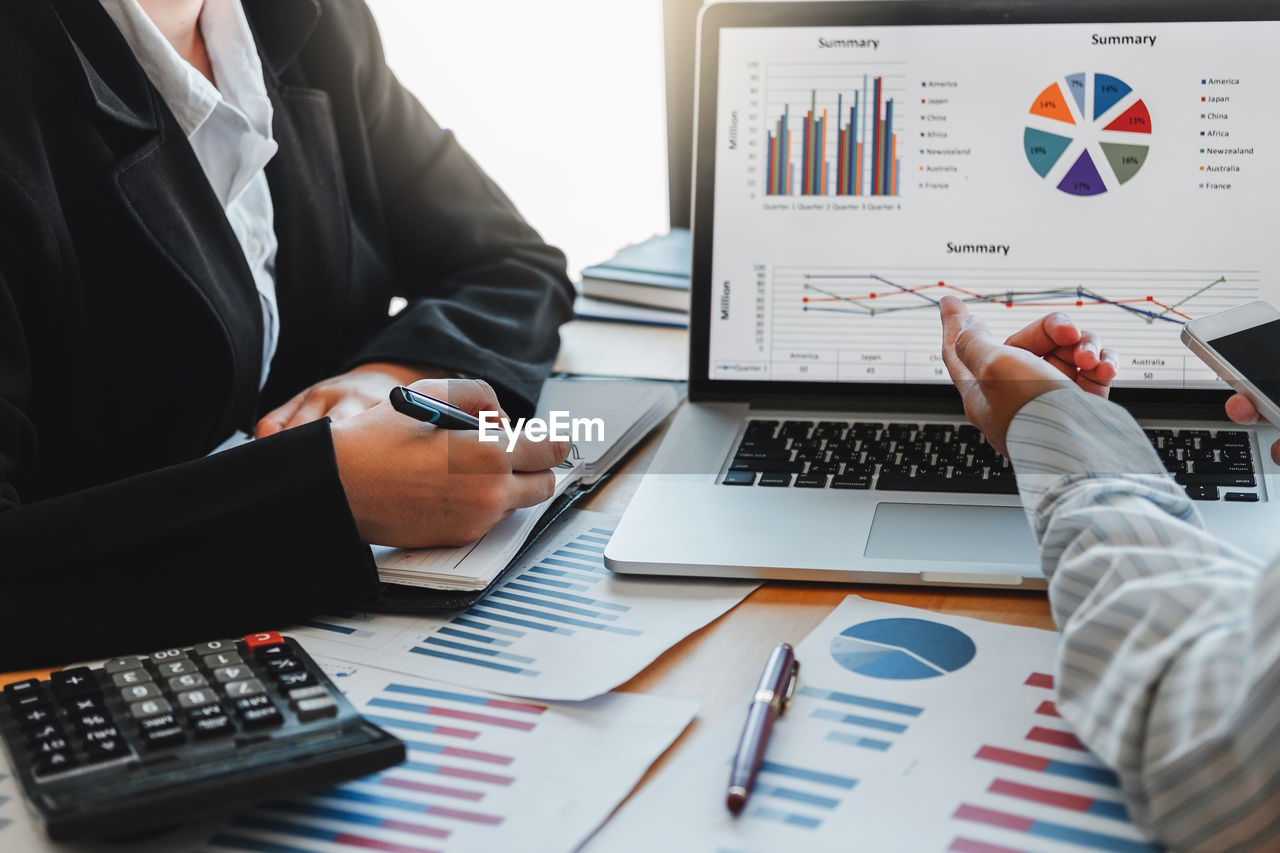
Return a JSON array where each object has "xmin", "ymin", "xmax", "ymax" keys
[{"xmin": 44, "ymin": 0, "xmax": 265, "ymax": 429}]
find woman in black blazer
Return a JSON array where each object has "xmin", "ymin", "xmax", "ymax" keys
[{"xmin": 0, "ymin": 0, "xmax": 574, "ymax": 667}]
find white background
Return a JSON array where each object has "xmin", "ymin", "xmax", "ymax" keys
[{"xmin": 365, "ymin": 0, "xmax": 671, "ymax": 278}]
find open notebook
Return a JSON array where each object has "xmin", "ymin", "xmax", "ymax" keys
[{"xmin": 370, "ymin": 378, "xmax": 681, "ymax": 590}]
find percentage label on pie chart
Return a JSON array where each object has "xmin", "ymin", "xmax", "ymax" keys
[
  {"xmin": 829, "ymin": 618, "xmax": 977, "ymax": 680},
  {"xmin": 1024, "ymin": 72, "xmax": 1151, "ymax": 196}
]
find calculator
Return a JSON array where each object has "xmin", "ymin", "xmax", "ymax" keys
[{"xmin": 0, "ymin": 632, "xmax": 405, "ymax": 840}]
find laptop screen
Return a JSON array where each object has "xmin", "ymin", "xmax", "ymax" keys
[{"xmin": 699, "ymin": 4, "xmax": 1280, "ymax": 398}]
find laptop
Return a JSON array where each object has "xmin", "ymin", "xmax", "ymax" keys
[{"xmin": 605, "ymin": 0, "xmax": 1280, "ymax": 588}]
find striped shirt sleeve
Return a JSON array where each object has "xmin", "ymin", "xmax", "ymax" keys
[{"xmin": 1006, "ymin": 388, "xmax": 1280, "ymax": 851}]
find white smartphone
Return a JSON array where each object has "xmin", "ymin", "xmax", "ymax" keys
[{"xmin": 1182, "ymin": 300, "xmax": 1280, "ymax": 426}]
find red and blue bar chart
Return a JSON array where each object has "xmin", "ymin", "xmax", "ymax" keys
[
  {"xmin": 948, "ymin": 672, "xmax": 1157, "ymax": 853},
  {"xmin": 767, "ymin": 75, "xmax": 901, "ymax": 197}
]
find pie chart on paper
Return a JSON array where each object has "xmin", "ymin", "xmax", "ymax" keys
[
  {"xmin": 829, "ymin": 618, "xmax": 977, "ymax": 680},
  {"xmin": 1023, "ymin": 72, "xmax": 1152, "ymax": 196}
]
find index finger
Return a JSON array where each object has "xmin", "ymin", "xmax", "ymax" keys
[
  {"xmin": 1004, "ymin": 312, "xmax": 1081, "ymax": 357},
  {"xmin": 940, "ymin": 295, "xmax": 1001, "ymax": 376}
]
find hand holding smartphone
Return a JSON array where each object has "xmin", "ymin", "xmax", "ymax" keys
[{"xmin": 1182, "ymin": 301, "xmax": 1280, "ymax": 427}]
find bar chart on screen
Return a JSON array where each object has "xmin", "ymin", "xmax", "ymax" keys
[
  {"xmin": 205, "ymin": 661, "xmax": 694, "ymax": 853},
  {"xmin": 288, "ymin": 511, "xmax": 757, "ymax": 701},
  {"xmin": 586, "ymin": 597, "xmax": 1156, "ymax": 853}
]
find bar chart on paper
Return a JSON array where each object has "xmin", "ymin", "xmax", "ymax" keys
[
  {"xmin": 587, "ymin": 597, "xmax": 1157, "ymax": 853},
  {"xmin": 206, "ymin": 662, "xmax": 694, "ymax": 853},
  {"xmin": 287, "ymin": 511, "xmax": 757, "ymax": 701}
]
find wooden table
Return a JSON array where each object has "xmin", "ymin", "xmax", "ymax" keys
[{"xmin": 581, "ymin": 419, "xmax": 1054, "ymax": 785}]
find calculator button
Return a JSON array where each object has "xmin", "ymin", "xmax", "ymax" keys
[
  {"xmin": 129, "ymin": 698, "xmax": 173, "ymax": 719},
  {"xmin": 202, "ymin": 652, "xmax": 244, "ymax": 669},
  {"xmin": 192, "ymin": 715, "xmax": 234, "ymax": 738},
  {"xmin": 264, "ymin": 657, "xmax": 302, "ymax": 674},
  {"xmin": 104, "ymin": 656, "xmax": 145, "ymax": 674},
  {"xmin": 5, "ymin": 679, "xmax": 46, "ymax": 708},
  {"xmin": 51, "ymin": 668, "xmax": 98, "ymax": 699},
  {"xmin": 149, "ymin": 648, "xmax": 188, "ymax": 663},
  {"xmin": 66, "ymin": 695, "xmax": 108, "ymax": 715},
  {"xmin": 277, "ymin": 671, "xmax": 315, "ymax": 690},
  {"xmin": 213, "ymin": 665, "xmax": 253, "ymax": 684},
  {"xmin": 177, "ymin": 689, "xmax": 218, "ymax": 709},
  {"xmin": 36, "ymin": 736, "xmax": 72, "ymax": 754},
  {"xmin": 294, "ymin": 696, "xmax": 339, "ymax": 721},
  {"xmin": 139, "ymin": 712, "xmax": 179, "ymax": 732},
  {"xmin": 142, "ymin": 725, "xmax": 186, "ymax": 749},
  {"xmin": 84, "ymin": 736, "xmax": 130, "ymax": 762},
  {"xmin": 223, "ymin": 679, "xmax": 265, "ymax": 699},
  {"xmin": 193, "ymin": 640, "xmax": 238, "ymax": 656},
  {"xmin": 71, "ymin": 712, "xmax": 113, "ymax": 732},
  {"xmin": 120, "ymin": 683, "xmax": 162, "ymax": 703},
  {"xmin": 83, "ymin": 725, "xmax": 121, "ymax": 743},
  {"xmin": 167, "ymin": 673, "xmax": 209, "ymax": 692},
  {"xmin": 287, "ymin": 685, "xmax": 329, "ymax": 705},
  {"xmin": 112, "ymin": 669, "xmax": 153, "ymax": 687},
  {"xmin": 157, "ymin": 660, "xmax": 198, "ymax": 677},
  {"xmin": 35, "ymin": 751, "xmax": 77, "ymax": 776},
  {"xmin": 254, "ymin": 644, "xmax": 292, "ymax": 663},
  {"xmin": 233, "ymin": 694, "xmax": 273, "ymax": 713},
  {"xmin": 240, "ymin": 705, "xmax": 283, "ymax": 729},
  {"xmin": 188, "ymin": 703, "xmax": 225, "ymax": 722},
  {"xmin": 27, "ymin": 724, "xmax": 67, "ymax": 745},
  {"xmin": 243, "ymin": 631, "xmax": 284, "ymax": 648},
  {"xmin": 16, "ymin": 704, "xmax": 56, "ymax": 728}
]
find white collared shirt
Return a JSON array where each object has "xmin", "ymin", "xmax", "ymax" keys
[{"xmin": 100, "ymin": 0, "xmax": 281, "ymax": 390}]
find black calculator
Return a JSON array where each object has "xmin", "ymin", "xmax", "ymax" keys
[{"xmin": 0, "ymin": 632, "xmax": 405, "ymax": 840}]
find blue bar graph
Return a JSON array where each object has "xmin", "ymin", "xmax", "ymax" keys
[
  {"xmin": 452, "ymin": 616, "xmax": 524, "ymax": 638},
  {"xmin": 421, "ymin": 637, "xmax": 537, "ymax": 664},
  {"xmin": 410, "ymin": 647, "xmax": 539, "ymax": 676},
  {"xmin": 756, "ymin": 785, "xmax": 841, "ymax": 809},
  {"xmin": 438, "ymin": 627, "xmax": 511, "ymax": 647},
  {"xmin": 825, "ymin": 731, "xmax": 892, "ymax": 751},
  {"xmin": 798, "ymin": 686, "xmax": 923, "ymax": 717},
  {"xmin": 503, "ymin": 582, "xmax": 630, "ymax": 611},
  {"xmin": 512, "ymin": 574, "xmax": 590, "ymax": 592},
  {"xmin": 812, "ymin": 707, "xmax": 908, "ymax": 734},
  {"xmin": 528, "ymin": 566, "xmax": 600, "ymax": 584},
  {"xmin": 487, "ymin": 591, "xmax": 620, "ymax": 621},
  {"xmin": 751, "ymin": 806, "xmax": 822, "ymax": 830},
  {"xmin": 760, "ymin": 761, "xmax": 857, "ymax": 790},
  {"xmin": 467, "ymin": 607, "xmax": 574, "ymax": 635}
]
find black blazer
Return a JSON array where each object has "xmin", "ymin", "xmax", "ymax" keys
[{"xmin": 0, "ymin": 0, "xmax": 574, "ymax": 668}]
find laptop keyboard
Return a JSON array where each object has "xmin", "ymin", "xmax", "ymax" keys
[{"xmin": 723, "ymin": 420, "xmax": 1259, "ymax": 502}]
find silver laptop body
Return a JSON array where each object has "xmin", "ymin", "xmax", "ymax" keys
[{"xmin": 607, "ymin": 0, "xmax": 1280, "ymax": 588}]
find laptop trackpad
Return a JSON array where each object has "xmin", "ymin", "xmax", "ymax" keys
[{"xmin": 865, "ymin": 503, "xmax": 1039, "ymax": 565}]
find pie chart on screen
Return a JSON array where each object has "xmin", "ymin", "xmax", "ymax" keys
[
  {"xmin": 1023, "ymin": 71, "xmax": 1152, "ymax": 196},
  {"xmin": 829, "ymin": 618, "xmax": 976, "ymax": 680}
]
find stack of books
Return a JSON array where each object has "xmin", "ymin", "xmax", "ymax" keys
[{"xmin": 574, "ymin": 229, "xmax": 690, "ymax": 328}]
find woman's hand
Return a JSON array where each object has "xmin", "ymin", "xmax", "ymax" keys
[
  {"xmin": 256, "ymin": 362, "xmax": 452, "ymax": 438},
  {"xmin": 328, "ymin": 378, "xmax": 569, "ymax": 548}
]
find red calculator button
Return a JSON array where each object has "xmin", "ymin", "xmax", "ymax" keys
[{"xmin": 243, "ymin": 631, "xmax": 284, "ymax": 648}]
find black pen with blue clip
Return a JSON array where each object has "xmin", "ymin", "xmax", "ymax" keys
[
  {"xmin": 389, "ymin": 386, "xmax": 482, "ymax": 429},
  {"xmin": 727, "ymin": 643, "xmax": 800, "ymax": 814}
]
